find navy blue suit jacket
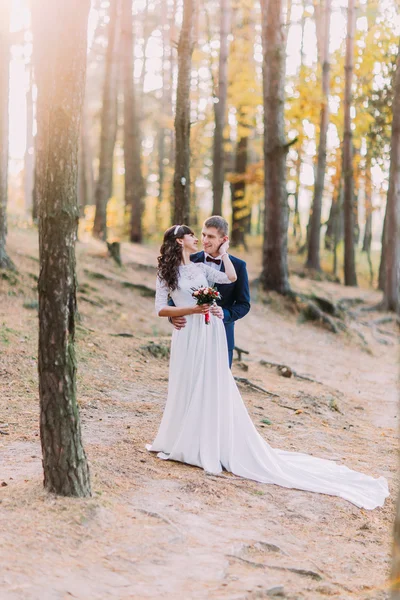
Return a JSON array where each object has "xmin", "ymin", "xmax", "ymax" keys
[{"xmin": 190, "ymin": 251, "xmax": 251, "ymax": 351}]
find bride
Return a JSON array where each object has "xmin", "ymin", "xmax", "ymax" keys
[{"xmin": 147, "ymin": 224, "xmax": 389, "ymax": 510}]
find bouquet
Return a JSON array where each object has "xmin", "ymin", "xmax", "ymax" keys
[{"xmin": 191, "ymin": 286, "xmax": 221, "ymax": 324}]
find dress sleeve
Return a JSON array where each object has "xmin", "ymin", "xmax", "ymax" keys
[
  {"xmin": 155, "ymin": 277, "xmax": 170, "ymax": 315},
  {"xmin": 201, "ymin": 263, "xmax": 231, "ymax": 286}
]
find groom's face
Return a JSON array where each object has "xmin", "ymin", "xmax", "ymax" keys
[{"xmin": 201, "ymin": 227, "xmax": 228, "ymax": 257}]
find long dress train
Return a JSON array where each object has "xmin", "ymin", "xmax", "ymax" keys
[{"xmin": 147, "ymin": 262, "xmax": 389, "ymax": 510}]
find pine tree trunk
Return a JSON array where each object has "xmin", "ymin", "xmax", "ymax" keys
[
  {"xmin": 32, "ymin": 0, "xmax": 91, "ymax": 497},
  {"xmin": 362, "ymin": 153, "xmax": 372, "ymax": 253},
  {"xmin": 173, "ymin": 0, "xmax": 194, "ymax": 225},
  {"xmin": 122, "ymin": 0, "xmax": 145, "ymax": 243},
  {"xmin": 212, "ymin": 0, "xmax": 230, "ymax": 216},
  {"xmin": 292, "ymin": 153, "xmax": 302, "ymax": 242},
  {"xmin": 93, "ymin": 0, "xmax": 120, "ymax": 241},
  {"xmin": 231, "ymin": 129, "xmax": 249, "ymax": 247},
  {"xmin": 260, "ymin": 0, "xmax": 291, "ymax": 294},
  {"xmin": 378, "ymin": 206, "xmax": 387, "ymax": 291},
  {"xmin": 306, "ymin": 0, "xmax": 332, "ymax": 270},
  {"xmin": 343, "ymin": 0, "xmax": 357, "ymax": 286},
  {"xmin": 0, "ymin": 0, "xmax": 14, "ymax": 270},
  {"xmin": 332, "ymin": 179, "xmax": 344, "ymax": 277},
  {"xmin": 382, "ymin": 40, "xmax": 400, "ymax": 314}
]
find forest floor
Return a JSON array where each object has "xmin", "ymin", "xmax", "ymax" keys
[{"xmin": 0, "ymin": 226, "xmax": 398, "ymax": 600}]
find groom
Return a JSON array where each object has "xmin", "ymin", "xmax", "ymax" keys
[{"xmin": 171, "ymin": 216, "xmax": 251, "ymax": 367}]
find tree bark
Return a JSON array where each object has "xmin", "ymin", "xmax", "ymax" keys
[
  {"xmin": 260, "ymin": 0, "xmax": 291, "ymax": 294},
  {"xmin": 306, "ymin": 0, "xmax": 332, "ymax": 270},
  {"xmin": 343, "ymin": 0, "xmax": 358, "ymax": 286},
  {"xmin": 173, "ymin": 0, "xmax": 194, "ymax": 225},
  {"xmin": 292, "ymin": 153, "xmax": 302, "ymax": 242},
  {"xmin": 0, "ymin": 0, "xmax": 14, "ymax": 270},
  {"xmin": 32, "ymin": 0, "xmax": 91, "ymax": 496},
  {"xmin": 231, "ymin": 127, "xmax": 249, "ymax": 247},
  {"xmin": 362, "ymin": 152, "xmax": 372, "ymax": 253},
  {"xmin": 382, "ymin": 40, "xmax": 400, "ymax": 314},
  {"xmin": 93, "ymin": 0, "xmax": 120, "ymax": 240},
  {"xmin": 378, "ymin": 204, "xmax": 387, "ymax": 291},
  {"xmin": 122, "ymin": 0, "xmax": 145, "ymax": 243},
  {"xmin": 212, "ymin": 0, "xmax": 230, "ymax": 216}
]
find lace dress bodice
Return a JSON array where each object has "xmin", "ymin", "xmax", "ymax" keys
[{"xmin": 155, "ymin": 262, "xmax": 231, "ymax": 314}]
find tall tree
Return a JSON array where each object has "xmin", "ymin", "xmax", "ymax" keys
[
  {"xmin": 260, "ymin": 0, "xmax": 291, "ymax": 294},
  {"xmin": 122, "ymin": 0, "xmax": 145, "ymax": 243},
  {"xmin": 32, "ymin": 0, "xmax": 91, "ymax": 496},
  {"xmin": 0, "ymin": 0, "xmax": 14, "ymax": 270},
  {"xmin": 305, "ymin": 0, "xmax": 332, "ymax": 270},
  {"xmin": 93, "ymin": 0, "xmax": 120, "ymax": 240},
  {"xmin": 343, "ymin": 0, "xmax": 357, "ymax": 286},
  {"xmin": 362, "ymin": 152, "xmax": 373, "ymax": 253},
  {"xmin": 212, "ymin": 0, "xmax": 230, "ymax": 216},
  {"xmin": 173, "ymin": 0, "xmax": 194, "ymax": 225},
  {"xmin": 382, "ymin": 40, "xmax": 400, "ymax": 314}
]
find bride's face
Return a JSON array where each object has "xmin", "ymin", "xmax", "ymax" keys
[{"xmin": 180, "ymin": 233, "xmax": 198, "ymax": 253}]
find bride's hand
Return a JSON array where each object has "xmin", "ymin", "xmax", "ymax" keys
[
  {"xmin": 218, "ymin": 239, "xmax": 230, "ymax": 257},
  {"xmin": 191, "ymin": 304, "xmax": 211, "ymax": 315}
]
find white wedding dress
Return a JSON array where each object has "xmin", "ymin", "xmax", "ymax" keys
[{"xmin": 147, "ymin": 262, "xmax": 389, "ymax": 510}]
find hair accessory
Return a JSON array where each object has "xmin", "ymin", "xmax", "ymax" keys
[{"xmin": 174, "ymin": 225, "xmax": 181, "ymax": 236}]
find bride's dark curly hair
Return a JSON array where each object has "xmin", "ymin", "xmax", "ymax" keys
[{"xmin": 157, "ymin": 225, "xmax": 194, "ymax": 291}]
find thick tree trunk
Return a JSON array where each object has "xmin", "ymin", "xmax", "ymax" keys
[
  {"xmin": 32, "ymin": 0, "xmax": 91, "ymax": 497},
  {"xmin": 0, "ymin": 0, "xmax": 14, "ymax": 270},
  {"xmin": 382, "ymin": 41, "xmax": 400, "ymax": 314},
  {"xmin": 173, "ymin": 0, "xmax": 194, "ymax": 225},
  {"xmin": 260, "ymin": 0, "xmax": 290, "ymax": 294},
  {"xmin": 212, "ymin": 0, "xmax": 230, "ymax": 216},
  {"xmin": 306, "ymin": 0, "xmax": 332, "ymax": 270},
  {"xmin": 231, "ymin": 129, "xmax": 249, "ymax": 247},
  {"xmin": 343, "ymin": 0, "xmax": 357, "ymax": 286},
  {"xmin": 122, "ymin": 0, "xmax": 145, "ymax": 243},
  {"xmin": 93, "ymin": 0, "xmax": 120, "ymax": 241}
]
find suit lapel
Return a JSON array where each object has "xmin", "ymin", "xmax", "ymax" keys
[{"xmin": 190, "ymin": 251, "xmax": 205, "ymax": 263}]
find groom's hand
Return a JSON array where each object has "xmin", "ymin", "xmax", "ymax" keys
[
  {"xmin": 171, "ymin": 316, "xmax": 187, "ymax": 330},
  {"xmin": 210, "ymin": 305, "xmax": 224, "ymax": 319}
]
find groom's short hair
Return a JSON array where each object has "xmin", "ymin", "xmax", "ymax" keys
[{"xmin": 204, "ymin": 216, "xmax": 229, "ymax": 236}]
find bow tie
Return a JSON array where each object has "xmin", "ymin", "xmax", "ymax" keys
[{"xmin": 206, "ymin": 256, "xmax": 221, "ymax": 265}]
